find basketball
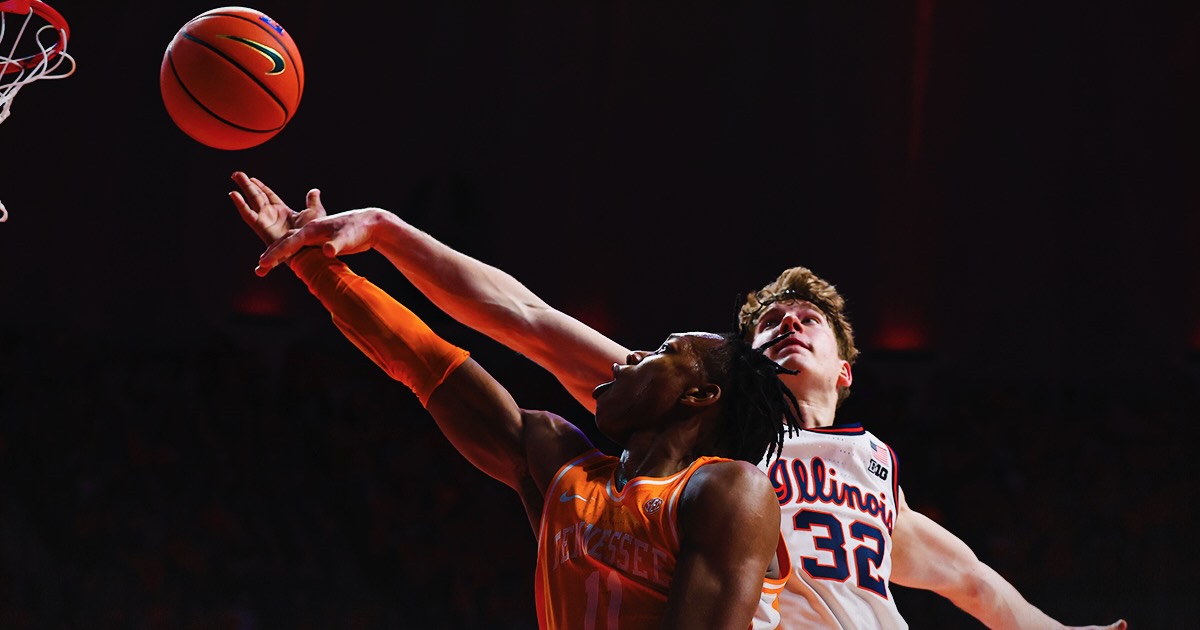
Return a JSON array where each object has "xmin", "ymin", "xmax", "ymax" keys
[{"xmin": 160, "ymin": 7, "xmax": 304, "ymax": 151}]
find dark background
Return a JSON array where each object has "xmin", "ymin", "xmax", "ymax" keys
[{"xmin": 1, "ymin": 1, "xmax": 1196, "ymax": 628}]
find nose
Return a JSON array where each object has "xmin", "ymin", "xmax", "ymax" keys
[
  {"xmin": 779, "ymin": 312, "xmax": 803, "ymax": 333},
  {"xmin": 627, "ymin": 351, "xmax": 649, "ymax": 365}
]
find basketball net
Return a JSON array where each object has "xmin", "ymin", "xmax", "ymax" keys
[{"xmin": 0, "ymin": 0, "xmax": 74, "ymax": 222}]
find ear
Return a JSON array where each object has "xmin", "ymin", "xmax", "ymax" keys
[
  {"xmin": 838, "ymin": 360, "xmax": 853, "ymax": 389},
  {"xmin": 680, "ymin": 384, "xmax": 722, "ymax": 408}
]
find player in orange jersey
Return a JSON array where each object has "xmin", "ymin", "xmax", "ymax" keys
[
  {"xmin": 229, "ymin": 172, "xmax": 803, "ymax": 630},
  {"xmin": 234, "ymin": 173, "xmax": 1126, "ymax": 630}
]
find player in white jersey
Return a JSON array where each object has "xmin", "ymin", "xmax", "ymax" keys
[
  {"xmin": 240, "ymin": 176, "xmax": 1127, "ymax": 630},
  {"xmin": 760, "ymin": 425, "xmax": 904, "ymax": 628},
  {"xmin": 739, "ymin": 276, "xmax": 909, "ymax": 629}
]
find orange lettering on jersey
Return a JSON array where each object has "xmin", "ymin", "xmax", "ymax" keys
[{"xmin": 549, "ymin": 520, "xmax": 672, "ymax": 587}]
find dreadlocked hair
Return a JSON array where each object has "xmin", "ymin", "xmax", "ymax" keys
[{"xmin": 704, "ymin": 331, "xmax": 804, "ymax": 465}]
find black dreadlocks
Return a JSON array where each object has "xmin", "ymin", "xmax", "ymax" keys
[{"xmin": 707, "ymin": 331, "xmax": 804, "ymax": 465}]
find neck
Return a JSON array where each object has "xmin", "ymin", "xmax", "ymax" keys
[
  {"xmin": 795, "ymin": 399, "xmax": 837, "ymax": 428},
  {"xmin": 616, "ymin": 435, "xmax": 697, "ymax": 491},
  {"xmin": 779, "ymin": 373, "xmax": 840, "ymax": 428}
]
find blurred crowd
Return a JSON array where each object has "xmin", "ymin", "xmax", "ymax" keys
[{"xmin": 0, "ymin": 319, "xmax": 1192, "ymax": 629}]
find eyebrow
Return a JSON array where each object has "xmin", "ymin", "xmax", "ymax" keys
[{"xmin": 757, "ymin": 302, "xmax": 823, "ymax": 324}]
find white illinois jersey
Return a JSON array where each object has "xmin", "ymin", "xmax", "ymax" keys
[{"xmin": 757, "ymin": 423, "xmax": 908, "ymax": 630}]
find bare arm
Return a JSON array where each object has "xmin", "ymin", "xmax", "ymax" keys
[
  {"xmin": 230, "ymin": 172, "xmax": 593, "ymax": 496},
  {"xmin": 425, "ymin": 361, "xmax": 593, "ymax": 525},
  {"xmin": 252, "ymin": 200, "xmax": 628, "ymax": 413},
  {"xmin": 664, "ymin": 461, "xmax": 780, "ymax": 630},
  {"xmin": 890, "ymin": 489, "xmax": 1127, "ymax": 630}
]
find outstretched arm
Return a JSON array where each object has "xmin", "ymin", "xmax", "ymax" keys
[
  {"xmin": 229, "ymin": 173, "xmax": 592, "ymax": 501},
  {"xmin": 240, "ymin": 172, "xmax": 627, "ymax": 413},
  {"xmin": 890, "ymin": 489, "xmax": 1127, "ymax": 630}
]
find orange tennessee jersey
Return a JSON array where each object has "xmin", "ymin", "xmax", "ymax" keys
[{"xmin": 534, "ymin": 450, "xmax": 730, "ymax": 630}]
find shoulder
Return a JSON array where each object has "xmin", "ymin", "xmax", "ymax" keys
[
  {"xmin": 519, "ymin": 408, "xmax": 583, "ymax": 433},
  {"xmin": 682, "ymin": 459, "xmax": 776, "ymax": 513},
  {"xmin": 518, "ymin": 408, "xmax": 596, "ymax": 488},
  {"xmin": 519, "ymin": 408, "xmax": 594, "ymax": 451},
  {"xmin": 677, "ymin": 459, "xmax": 780, "ymax": 547}
]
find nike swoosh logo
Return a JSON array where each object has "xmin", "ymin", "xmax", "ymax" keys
[
  {"xmin": 559, "ymin": 492, "xmax": 589, "ymax": 503},
  {"xmin": 222, "ymin": 35, "xmax": 287, "ymax": 75}
]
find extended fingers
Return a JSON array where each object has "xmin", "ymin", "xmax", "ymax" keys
[
  {"xmin": 255, "ymin": 237, "xmax": 290, "ymax": 276},
  {"xmin": 229, "ymin": 190, "xmax": 257, "ymax": 225},
  {"xmin": 250, "ymin": 177, "xmax": 286, "ymax": 208},
  {"xmin": 232, "ymin": 172, "xmax": 268, "ymax": 209},
  {"xmin": 256, "ymin": 226, "xmax": 315, "ymax": 275}
]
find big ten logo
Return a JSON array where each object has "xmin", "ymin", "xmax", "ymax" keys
[{"xmin": 867, "ymin": 458, "xmax": 888, "ymax": 480}]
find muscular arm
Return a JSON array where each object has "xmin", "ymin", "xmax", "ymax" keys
[
  {"xmin": 290, "ymin": 249, "xmax": 596, "ymax": 490},
  {"xmin": 229, "ymin": 173, "xmax": 593, "ymax": 496},
  {"xmin": 426, "ymin": 363, "xmax": 594, "ymax": 527},
  {"xmin": 664, "ymin": 461, "xmax": 781, "ymax": 630},
  {"xmin": 890, "ymin": 489, "xmax": 1126, "ymax": 630},
  {"xmin": 255, "ymin": 205, "xmax": 628, "ymax": 413},
  {"xmin": 376, "ymin": 213, "xmax": 626, "ymax": 412}
]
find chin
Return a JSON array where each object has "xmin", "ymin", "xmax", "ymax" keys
[
  {"xmin": 770, "ymin": 354, "xmax": 808, "ymax": 372},
  {"xmin": 592, "ymin": 414, "xmax": 614, "ymax": 439},
  {"xmin": 592, "ymin": 415, "xmax": 624, "ymax": 444}
]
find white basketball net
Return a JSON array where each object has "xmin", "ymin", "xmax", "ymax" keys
[
  {"xmin": 0, "ymin": 7, "xmax": 75, "ymax": 124},
  {"xmin": 0, "ymin": 5, "xmax": 75, "ymax": 222}
]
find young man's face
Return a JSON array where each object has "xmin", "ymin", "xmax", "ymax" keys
[
  {"xmin": 748, "ymin": 299, "xmax": 851, "ymax": 399},
  {"xmin": 591, "ymin": 332, "xmax": 721, "ymax": 444}
]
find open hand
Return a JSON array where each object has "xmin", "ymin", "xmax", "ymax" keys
[
  {"xmin": 229, "ymin": 171, "xmax": 327, "ymax": 245},
  {"xmin": 255, "ymin": 207, "xmax": 390, "ymax": 277}
]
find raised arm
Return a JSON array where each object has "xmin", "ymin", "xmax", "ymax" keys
[
  {"xmin": 889, "ymin": 489, "xmax": 1127, "ymax": 630},
  {"xmin": 238, "ymin": 171, "xmax": 626, "ymax": 413},
  {"xmin": 229, "ymin": 173, "xmax": 593, "ymax": 505},
  {"xmin": 369, "ymin": 211, "xmax": 624, "ymax": 413},
  {"xmin": 666, "ymin": 460, "xmax": 782, "ymax": 630}
]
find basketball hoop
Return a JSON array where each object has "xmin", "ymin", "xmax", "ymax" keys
[
  {"xmin": 0, "ymin": 0, "xmax": 73, "ymax": 223},
  {"xmin": 0, "ymin": 0, "xmax": 74, "ymax": 125}
]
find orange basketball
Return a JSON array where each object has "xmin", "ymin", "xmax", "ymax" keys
[{"xmin": 160, "ymin": 7, "xmax": 304, "ymax": 150}]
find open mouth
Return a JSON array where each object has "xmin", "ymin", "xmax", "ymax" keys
[
  {"xmin": 591, "ymin": 380, "xmax": 614, "ymax": 399},
  {"xmin": 591, "ymin": 363, "xmax": 622, "ymax": 399}
]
